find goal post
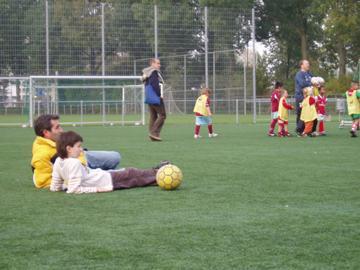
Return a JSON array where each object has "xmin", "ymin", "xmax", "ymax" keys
[{"xmin": 28, "ymin": 75, "xmax": 145, "ymax": 127}]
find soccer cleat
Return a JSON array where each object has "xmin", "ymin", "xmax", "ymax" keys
[
  {"xmin": 209, "ymin": 133, "xmax": 218, "ymax": 138},
  {"xmin": 194, "ymin": 134, "xmax": 202, "ymax": 139},
  {"xmin": 153, "ymin": 160, "xmax": 171, "ymax": 170},
  {"xmin": 285, "ymin": 132, "xmax": 292, "ymax": 137},
  {"xmin": 268, "ymin": 132, "xmax": 275, "ymax": 137},
  {"xmin": 350, "ymin": 130, "xmax": 357, "ymax": 138},
  {"xmin": 277, "ymin": 132, "xmax": 284, "ymax": 137}
]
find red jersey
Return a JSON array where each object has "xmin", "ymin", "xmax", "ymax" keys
[
  {"xmin": 316, "ymin": 95, "xmax": 327, "ymax": 114},
  {"xmin": 195, "ymin": 96, "xmax": 210, "ymax": 116},
  {"xmin": 270, "ymin": 90, "xmax": 281, "ymax": 112}
]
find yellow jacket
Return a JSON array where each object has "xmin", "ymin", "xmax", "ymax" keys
[
  {"xmin": 193, "ymin": 95, "xmax": 209, "ymax": 116},
  {"xmin": 346, "ymin": 90, "xmax": 360, "ymax": 115},
  {"xmin": 300, "ymin": 96, "xmax": 317, "ymax": 122},
  {"xmin": 31, "ymin": 136, "xmax": 87, "ymax": 188}
]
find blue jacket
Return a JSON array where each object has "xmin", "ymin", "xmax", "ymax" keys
[
  {"xmin": 295, "ymin": 71, "xmax": 312, "ymax": 101},
  {"xmin": 146, "ymin": 71, "xmax": 161, "ymax": 97}
]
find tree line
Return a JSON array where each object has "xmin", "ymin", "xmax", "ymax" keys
[{"xmin": 0, "ymin": 0, "xmax": 359, "ymax": 96}]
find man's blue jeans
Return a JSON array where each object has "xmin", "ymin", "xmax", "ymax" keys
[{"xmin": 85, "ymin": 151, "xmax": 121, "ymax": 170}]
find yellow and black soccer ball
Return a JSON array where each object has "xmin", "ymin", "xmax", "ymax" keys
[{"xmin": 156, "ymin": 164, "xmax": 183, "ymax": 190}]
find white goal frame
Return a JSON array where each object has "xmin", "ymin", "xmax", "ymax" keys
[{"xmin": 29, "ymin": 75, "xmax": 145, "ymax": 127}]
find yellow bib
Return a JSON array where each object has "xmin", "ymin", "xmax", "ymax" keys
[
  {"xmin": 313, "ymin": 87, "xmax": 319, "ymax": 97},
  {"xmin": 300, "ymin": 96, "xmax": 317, "ymax": 122},
  {"xmin": 193, "ymin": 94, "xmax": 209, "ymax": 116},
  {"xmin": 278, "ymin": 97, "xmax": 289, "ymax": 121},
  {"xmin": 346, "ymin": 90, "xmax": 360, "ymax": 115}
]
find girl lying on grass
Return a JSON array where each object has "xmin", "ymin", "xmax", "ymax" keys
[{"xmin": 50, "ymin": 131, "xmax": 169, "ymax": 194}]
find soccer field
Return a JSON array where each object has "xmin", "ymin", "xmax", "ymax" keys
[{"xmin": 0, "ymin": 119, "xmax": 359, "ymax": 269}]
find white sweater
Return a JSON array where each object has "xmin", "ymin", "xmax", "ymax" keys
[{"xmin": 50, "ymin": 157, "xmax": 113, "ymax": 194}]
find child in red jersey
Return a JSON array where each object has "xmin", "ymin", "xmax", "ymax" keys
[
  {"xmin": 277, "ymin": 90, "xmax": 294, "ymax": 137},
  {"xmin": 268, "ymin": 81, "xmax": 283, "ymax": 136},
  {"xmin": 316, "ymin": 86, "xmax": 327, "ymax": 135}
]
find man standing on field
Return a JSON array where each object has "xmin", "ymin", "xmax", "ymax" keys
[
  {"xmin": 295, "ymin": 59, "xmax": 313, "ymax": 135},
  {"xmin": 142, "ymin": 58, "xmax": 166, "ymax": 142}
]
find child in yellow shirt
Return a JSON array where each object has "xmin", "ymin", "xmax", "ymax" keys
[
  {"xmin": 300, "ymin": 87, "xmax": 317, "ymax": 137},
  {"xmin": 277, "ymin": 90, "xmax": 294, "ymax": 137},
  {"xmin": 345, "ymin": 81, "xmax": 360, "ymax": 137},
  {"xmin": 193, "ymin": 88, "xmax": 218, "ymax": 139}
]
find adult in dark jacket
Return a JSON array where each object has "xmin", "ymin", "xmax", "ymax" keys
[
  {"xmin": 295, "ymin": 60, "xmax": 313, "ymax": 134},
  {"xmin": 142, "ymin": 58, "xmax": 166, "ymax": 141}
]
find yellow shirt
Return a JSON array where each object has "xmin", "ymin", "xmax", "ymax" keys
[
  {"xmin": 193, "ymin": 94, "xmax": 209, "ymax": 116},
  {"xmin": 278, "ymin": 97, "xmax": 290, "ymax": 121},
  {"xmin": 31, "ymin": 136, "xmax": 87, "ymax": 188},
  {"xmin": 313, "ymin": 86, "xmax": 319, "ymax": 97},
  {"xmin": 300, "ymin": 96, "xmax": 317, "ymax": 122},
  {"xmin": 346, "ymin": 90, "xmax": 360, "ymax": 115}
]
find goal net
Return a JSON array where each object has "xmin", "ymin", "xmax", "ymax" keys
[{"xmin": 28, "ymin": 76, "xmax": 145, "ymax": 127}]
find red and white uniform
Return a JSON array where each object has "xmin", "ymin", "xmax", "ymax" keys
[
  {"xmin": 271, "ymin": 90, "xmax": 281, "ymax": 112},
  {"xmin": 316, "ymin": 95, "xmax": 326, "ymax": 114},
  {"xmin": 316, "ymin": 95, "xmax": 327, "ymax": 120}
]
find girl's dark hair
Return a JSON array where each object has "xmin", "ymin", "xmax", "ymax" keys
[
  {"xmin": 274, "ymin": 81, "xmax": 283, "ymax": 89},
  {"xmin": 56, "ymin": 131, "xmax": 83, "ymax": 159}
]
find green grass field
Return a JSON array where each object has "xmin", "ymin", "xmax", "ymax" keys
[{"xmin": 0, "ymin": 117, "xmax": 359, "ymax": 269}]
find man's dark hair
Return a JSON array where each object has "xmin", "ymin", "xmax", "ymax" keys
[
  {"xmin": 56, "ymin": 131, "xmax": 83, "ymax": 159},
  {"xmin": 275, "ymin": 81, "xmax": 283, "ymax": 89},
  {"xmin": 34, "ymin": 114, "xmax": 60, "ymax": 137}
]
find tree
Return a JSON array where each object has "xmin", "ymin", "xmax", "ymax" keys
[{"xmin": 318, "ymin": 0, "xmax": 360, "ymax": 76}]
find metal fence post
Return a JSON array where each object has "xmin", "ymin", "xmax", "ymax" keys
[
  {"xmin": 252, "ymin": 8, "xmax": 256, "ymax": 124},
  {"xmin": 101, "ymin": 3, "xmax": 106, "ymax": 124},
  {"xmin": 80, "ymin": 100, "xmax": 83, "ymax": 126},
  {"xmin": 122, "ymin": 87, "xmax": 125, "ymax": 126},
  {"xmin": 212, "ymin": 51, "xmax": 216, "ymax": 114},
  {"xmin": 45, "ymin": 0, "xmax": 49, "ymax": 76},
  {"xmin": 243, "ymin": 50, "xmax": 247, "ymax": 116},
  {"xmin": 29, "ymin": 77, "xmax": 33, "ymax": 127},
  {"xmin": 154, "ymin": 5, "xmax": 158, "ymax": 58},
  {"xmin": 204, "ymin": 6, "xmax": 209, "ymax": 87},
  {"xmin": 236, "ymin": 99, "xmax": 239, "ymax": 125},
  {"xmin": 184, "ymin": 55, "xmax": 187, "ymax": 113},
  {"xmin": 142, "ymin": 84, "xmax": 145, "ymax": 125}
]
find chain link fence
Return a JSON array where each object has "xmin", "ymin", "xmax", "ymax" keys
[{"xmin": 2, "ymin": 1, "xmax": 345, "ymax": 127}]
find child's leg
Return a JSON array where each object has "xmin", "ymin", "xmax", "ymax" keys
[
  {"xmin": 194, "ymin": 125, "xmax": 201, "ymax": 135},
  {"xmin": 311, "ymin": 119, "xmax": 318, "ymax": 133},
  {"xmin": 208, "ymin": 124, "xmax": 213, "ymax": 134},
  {"xmin": 303, "ymin": 121, "xmax": 313, "ymax": 135},
  {"xmin": 278, "ymin": 119, "xmax": 284, "ymax": 136},
  {"xmin": 110, "ymin": 168, "xmax": 157, "ymax": 190},
  {"xmin": 269, "ymin": 118, "xmax": 277, "ymax": 134},
  {"xmin": 351, "ymin": 119, "xmax": 360, "ymax": 133},
  {"xmin": 318, "ymin": 120, "xmax": 324, "ymax": 133}
]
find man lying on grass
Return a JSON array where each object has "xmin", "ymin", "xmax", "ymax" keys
[
  {"xmin": 31, "ymin": 114, "xmax": 121, "ymax": 189},
  {"xmin": 50, "ymin": 131, "xmax": 169, "ymax": 194}
]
